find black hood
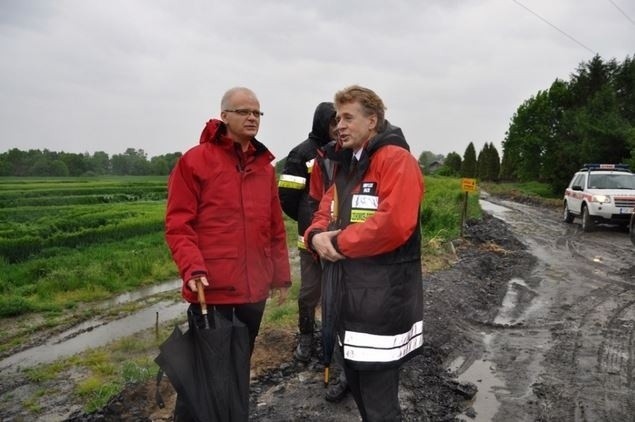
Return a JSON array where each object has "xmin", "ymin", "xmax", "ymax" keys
[
  {"xmin": 366, "ymin": 121, "xmax": 410, "ymax": 156},
  {"xmin": 324, "ymin": 120, "xmax": 409, "ymax": 166},
  {"xmin": 308, "ymin": 102, "xmax": 336, "ymax": 147}
]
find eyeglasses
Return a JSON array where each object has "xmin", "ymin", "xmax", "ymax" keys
[{"xmin": 224, "ymin": 109, "xmax": 264, "ymax": 118}]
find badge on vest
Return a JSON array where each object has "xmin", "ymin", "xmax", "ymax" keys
[
  {"xmin": 351, "ymin": 188, "xmax": 378, "ymax": 223},
  {"xmin": 360, "ymin": 182, "xmax": 376, "ymax": 195}
]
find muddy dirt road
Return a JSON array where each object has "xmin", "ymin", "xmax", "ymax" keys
[
  {"xmin": 240, "ymin": 196, "xmax": 635, "ymax": 422},
  {"xmin": 473, "ymin": 196, "xmax": 634, "ymax": 422},
  {"xmin": 1, "ymin": 196, "xmax": 634, "ymax": 421}
]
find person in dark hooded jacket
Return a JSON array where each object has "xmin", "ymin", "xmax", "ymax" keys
[
  {"xmin": 306, "ymin": 85, "xmax": 424, "ymax": 421},
  {"xmin": 278, "ymin": 102, "xmax": 348, "ymax": 402}
]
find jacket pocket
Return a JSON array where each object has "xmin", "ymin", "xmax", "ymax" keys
[{"xmin": 202, "ymin": 246, "xmax": 240, "ymax": 292}]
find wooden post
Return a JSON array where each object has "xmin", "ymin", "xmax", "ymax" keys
[
  {"xmin": 461, "ymin": 191, "xmax": 468, "ymax": 237},
  {"xmin": 460, "ymin": 178, "xmax": 477, "ymax": 238}
]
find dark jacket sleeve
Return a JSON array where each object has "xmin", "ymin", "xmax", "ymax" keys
[{"xmin": 277, "ymin": 145, "xmax": 308, "ymax": 221}]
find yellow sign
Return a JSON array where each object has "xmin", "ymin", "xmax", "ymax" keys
[{"xmin": 461, "ymin": 178, "xmax": 477, "ymax": 192}]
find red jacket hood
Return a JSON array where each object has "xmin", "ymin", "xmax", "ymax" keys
[
  {"xmin": 198, "ymin": 118, "xmax": 276, "ymax": 163},
  {"xmin": 199, "ymin": 119, "xmax": 226, "ymax": 145}
]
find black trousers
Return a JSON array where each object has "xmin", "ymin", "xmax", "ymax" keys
[
  {"xmin": 344, "ymin": 364, "xmax": 402, "ymax": 422},
  {"xmin": 297, "ymin": 250, "xmax": 322, "ymax": 333},
  {"xmin": 174, "ymin": 301, "xmax": 266, "ymax": 422}
]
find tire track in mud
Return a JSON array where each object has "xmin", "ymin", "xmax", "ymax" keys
[
  {"xmin": 482, "ymin": 197, "xmax": 634, "ymax": 422},
  {"xmin": 595, "ymin": 297, "xmax": 635, "ymax": 420}
]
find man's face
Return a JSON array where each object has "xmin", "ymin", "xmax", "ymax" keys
[
  {"xmin": 335, "ymin": 102, "xmax": 376, "ymax": 150},
  {"xmin": 221, "ymin": 91, "xmax": 261, "ymax": 141}
]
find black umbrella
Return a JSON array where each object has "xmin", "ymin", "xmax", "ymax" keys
[
  {"xmin": 321, "ymin": 253, "xmax": 344, "ymax": 386},
  {"xmin": 320, "ymin": 185, "xmax": 346, "ymax": 385},
  {"xmin": 155, "ymin": 285, "xmax": 250, "ymax": 422}
]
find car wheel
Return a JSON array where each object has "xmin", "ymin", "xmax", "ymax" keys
[
  {"xmin": 630, "ymin": 214, "xmax": 635, "ymax": 246},
  {"xmin": 563, "ymin": 201, "xmax": 574, "ymax": 223},
  {"xmin": 582, "ymin": 205, "xmax": 594, "ymax": 232}
]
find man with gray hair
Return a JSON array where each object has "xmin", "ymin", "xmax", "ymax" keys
[{"xmin": 306, "ymin": 85, "xmax": 424, "ymax": 421}]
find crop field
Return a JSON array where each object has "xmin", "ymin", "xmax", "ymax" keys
[
  {"xmin": 0, "ymin": 174, "xmax": 479, "ymax": 319},
  {"xmin": 0, "ymin": 176, "xmax": 176, "ymax": 317}
]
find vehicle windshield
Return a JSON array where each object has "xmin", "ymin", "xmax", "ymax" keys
[{"xmin": 588, "ymin": 173, "xmax": 635, "ymax": 189}]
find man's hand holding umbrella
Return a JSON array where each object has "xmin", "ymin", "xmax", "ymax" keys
[
  {"xmin": 311, "ymin": 230, "xmax": 344, "ymax": 262},
  {"xmin": 187, "ymin": 276, "xmax": 209, "ymax": 292}
]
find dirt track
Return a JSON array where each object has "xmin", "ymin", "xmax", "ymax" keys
[
  {"xmin": 2, "ymin": 195, "xmax": 634, "ymax": 421},
  {"xmin": 474, "ymin": 196, "xmax": 634, "ymax": 422}
]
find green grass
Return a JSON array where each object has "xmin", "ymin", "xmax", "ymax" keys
[
  {"xmin": 0, "ymin": 175, "xmax": 482, "ymax": 318},
  {"xmin": 480, "ymin": 180, "xmax": 562, "ymax": 208},
  {"xmin": 0, "ymin": 176, "xmax": 174, "ymax": 317},
  {"xmin": 19, "ymin": 324, "xmax": 171, "ymax": 415},
  {"xmin": 421, "ymin": 175, "xmax": 482, "ymax": 243}
]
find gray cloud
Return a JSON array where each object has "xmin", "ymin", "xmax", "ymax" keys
[{"xmin": 0, "ymin": 0, "xmax": 633, "ymax": 161}]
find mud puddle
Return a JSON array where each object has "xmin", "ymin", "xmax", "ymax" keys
[
  {"xmin": 0, "ymin": 279, "xmax": 184, "ymax": 373},
  {"xmin": 449, "ymin": 275, "xmax": 544, "ymax": 421}
]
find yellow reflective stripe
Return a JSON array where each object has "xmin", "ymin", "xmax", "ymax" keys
[
  {"xmin": 350, "ymin": 209, "xmax": 376, "ymax": 222},
  {"xmin": 297, "ymin": 235, "xmax": 307, "ymax": 249},
  {"xmin": 350, "ymin": 194, "xmax": 378, "ymax": 222},
  {"xmin": 278, "ymin": 174, "xmax": 306, "ymax": 189},
  {"xmin": 343, "ymin": 321, "xmax": 423, "ymax": 363}
]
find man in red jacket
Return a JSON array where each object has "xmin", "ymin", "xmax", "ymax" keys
[
  {"xmin": 306, "ymin": 85, "xmax": 424, "ymax": 421},
  {"xmin": 165, "ymin": 86, "xmax": 291, "ymax": 420}
]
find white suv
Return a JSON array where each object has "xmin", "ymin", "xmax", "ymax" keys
[{"xmin": 563, "ymin": 163, "xmax": 635, "ymax": 232}]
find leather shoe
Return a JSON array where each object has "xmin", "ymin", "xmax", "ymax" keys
[{"xmin": 325, "ymin": 378, "xmax": 348, "ymax": 402}]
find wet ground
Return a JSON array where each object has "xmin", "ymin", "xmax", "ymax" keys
[{"xmin": 1, "ymin": 195, "xmax": 634, "ymax": 421}]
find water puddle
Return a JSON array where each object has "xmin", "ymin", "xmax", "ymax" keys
[
  {"xmin": 494, "ymin": 277, "xmax": 539, "ymax": 325},
  {"xmin": 454, "ymin": 333, "xmax": 508, "ymax": 422},
  {"xmin": 0, "ymin": 280, "xmax": 185, "ymax": 373},
  {"xmin": 479, "ymin": 199, "xmax": 511, "ymax": 221},
  {"xmin": 101, "ymin": 279, "xmax": 181, "ymax": 306},
  {"xmin": 452, "ymin": 275, "xmax": 541, "ymax": 420}
]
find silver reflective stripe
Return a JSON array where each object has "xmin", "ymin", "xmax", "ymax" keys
[
  {"xmin": 351, "ymin": 194, "xmax": 378, "ymax": 210},
  {"xmin": 343, "ymin": 321, "xmax": 423, "ymax": 363}
]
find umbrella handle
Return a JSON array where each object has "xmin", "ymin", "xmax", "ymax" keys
[
  {"xmin": 196, "ymin": 279, "xmax": 210, "ymax": 329},
  {"xmin": 324, "ymin": 366, "xmax": 329, "ymax": 387},
  {"xmin": 196, "ymin": 279, "xmax": 207, "ymax": 314}
]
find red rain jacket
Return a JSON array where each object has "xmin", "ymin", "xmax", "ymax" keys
[{"xmin": 165, "ymin": 119, "xmax": 291, "ymax": 305}]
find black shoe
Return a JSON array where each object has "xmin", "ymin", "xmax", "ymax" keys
[
  {"xmin": 294, "ymin": 333, "xmax": 313, "ymax": 362},
  {"xmin": 325, "ymin": 378, "xmax": 348, "ymax": 402}
]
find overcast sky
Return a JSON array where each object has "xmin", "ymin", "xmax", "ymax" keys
[{"xmin": 1, "ymin": 0, "xmax": 633, "ymax": 162}]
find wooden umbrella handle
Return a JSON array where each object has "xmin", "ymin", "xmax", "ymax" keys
[{"xmin": 196, "ymin": 279, "xmax": 207, "ymax": 316}]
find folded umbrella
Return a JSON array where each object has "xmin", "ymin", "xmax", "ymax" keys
[
  {"xmin": 155, "ymin": 282, "xmax": 250, "ymax": 422},
  {"xmin": 321, "ymin": 258, "xmax": 343, "ymax": 386},
  {"xmin": 320, "ymin": 185, "xmax": 345, "ymax": 385}
]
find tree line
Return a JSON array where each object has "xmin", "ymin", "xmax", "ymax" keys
[
  {"xmin": 4, "ymin": 54, "xmax": 633, "ymax": 189},
  {"xmin": 419, "ymin": 54, "xmax": 634, "ymax": 194},
  {"xmin": 501, "ymin": 54, "xmax": 634, "ymax": 193},
  {"xmin": 0, "ymin": 148, "xmax": 181, "ymax": 177},
  {"xmin": 418, "ymin": 141, "xmax": 500, "ymax": 182}
]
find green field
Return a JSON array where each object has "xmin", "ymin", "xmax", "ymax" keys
[
  {"xmin": 0, "ymin": 176, "xmax": 176, "ymax": 317},
  {"xmin": 0, "ymin": 174, "xmax": 481, "ymax": 318}
]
